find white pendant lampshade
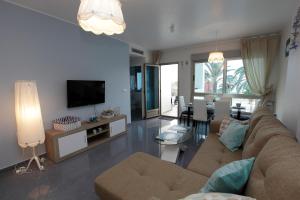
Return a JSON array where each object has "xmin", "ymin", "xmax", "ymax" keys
[
  {"xmin": 15, "ymin": 81, "xmax": 45, "ymax": 148},
  {"xmin": 208, "ymin": 31, "xmax": 225, "ymax": 64},
  {"xmin": 208, "ymin": 51, "xmax": 225, "ymax": 64},
  {"xmin": 77, "ymin": 0, "xmax": 126, "ymax": 35}
]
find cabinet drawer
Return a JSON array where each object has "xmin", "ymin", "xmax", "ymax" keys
[
  {"xmin": 110, "ymin": 119, "xmax": 126, "ymax": 137},
  {"xmin": 58, "ymin": 130, "xmax": 87, "ymax": 158}
]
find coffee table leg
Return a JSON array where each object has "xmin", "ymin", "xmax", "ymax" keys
[{"xmin": 161, "ymin": 145, "xmax": 180, "ymax": 163}]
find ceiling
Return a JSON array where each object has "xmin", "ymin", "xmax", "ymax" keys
[{"xmin": 4, "ymin": 0, "xmax": 299, "ymax": 50}]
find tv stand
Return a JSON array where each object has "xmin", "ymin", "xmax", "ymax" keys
[{"xmin": 45, "ymin": 115, "xmax": 127, "ymax": 163}]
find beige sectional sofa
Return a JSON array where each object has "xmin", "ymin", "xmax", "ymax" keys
[{"xmin": 95, "ymin": 108, "xmax": 300, "ymax": 200}]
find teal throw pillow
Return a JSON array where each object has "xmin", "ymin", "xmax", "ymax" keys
[
  {"xmin": 200, "ymin": 157, "xmax": 255, "ymax": 194},
  {"xmin": 219, "ymin": 121, "xmax": 249, "ymax": 152}
]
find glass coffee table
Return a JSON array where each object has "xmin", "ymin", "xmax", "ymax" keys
[{"xmin": 155, "ymin": 125, "xmax": 192, "ymax": 163}]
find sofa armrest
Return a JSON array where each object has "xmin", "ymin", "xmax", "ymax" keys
[{"xmin": 210, "ymin": 120, "xmax": 221, "ymax": 134}]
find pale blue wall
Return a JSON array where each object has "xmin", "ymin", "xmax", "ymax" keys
[{"xmin": 0, "ymin": 1, "xmax": 131, "ymax": 169}]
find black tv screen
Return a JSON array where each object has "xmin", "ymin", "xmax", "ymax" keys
[{"xmin": 67, "ymin": 80, "xmax": 105, "ymax": 108}]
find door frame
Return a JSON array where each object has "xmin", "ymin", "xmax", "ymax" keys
[
  {"xmin": 144, "ymin": 64, "xmax": 161, "ymax": 119},
  {"xmin": 159, "ymin": 62, "xmax": 180, "ymax": 118}
]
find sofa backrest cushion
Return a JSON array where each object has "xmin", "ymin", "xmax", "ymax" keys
[
  {"xmin": 245, "ymin": 135, "xmax": 300, "ymax": 200},
  {"xmin": 243, "ymin": 107, "xmax": 273, "ymax": 146},
  {"xmin": 242, "ymin": 116, "xmax": 292, "ymax": 159}
]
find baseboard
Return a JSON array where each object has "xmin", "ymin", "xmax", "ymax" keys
[{"xmin": 0, "ymin": 152, "xmax": 46, "ymax": 172}]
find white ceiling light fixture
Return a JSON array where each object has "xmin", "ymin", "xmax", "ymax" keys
[
  {"xmin": 208, "ymin": 31, "xmax": 225, "ymax": 64},
  {"xmin": 77, "ymin": 0, "xmax": 126, "ymax": 35}
]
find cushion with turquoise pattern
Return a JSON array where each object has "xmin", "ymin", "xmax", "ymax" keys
[
  {"xmin": 200, "ymin": 157, "xmax": 255, "ymax": 194},
  {"xmin": 219, "ymin": 121, "xmax": 249, "ymax": 152}
]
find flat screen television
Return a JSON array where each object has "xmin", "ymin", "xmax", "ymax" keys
[{"xmin": 67, "ymin": 80, "xmax": 105, "ymax": 108}]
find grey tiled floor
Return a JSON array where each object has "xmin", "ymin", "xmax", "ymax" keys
[{"xmin": 0, "ymin": 118, "xmax": 206, "ymax": 200}]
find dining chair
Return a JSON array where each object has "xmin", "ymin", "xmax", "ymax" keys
[
  {"xmin": 214, "ymin": 100, "xmax": 231, "ymax": 121},
  {"xmin": 179, "ymin": 96, "xmax": 193, "ymax": 124},
  {"xmin": 193, "ymin": 99, "xmax": 210, "ymax": 136},
  {"xmin": 220, "ymin": 95, "xmax": 232, "ymax": 105}
]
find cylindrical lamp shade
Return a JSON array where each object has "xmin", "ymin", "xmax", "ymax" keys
[
  {"xmin": 208, "ymin": 51, "xmax": 225, "ymax": 64},
  {"xmin": 15, "ymin": 81, "xmax": 45, "ymax": 148},
  {"xmin": 77, "ymin": 0, "xmax": 126, "ymax": 35}
]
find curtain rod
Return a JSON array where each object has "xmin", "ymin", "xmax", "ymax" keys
[{"xmin": 243, "ymin": 33, "xmax": 280, "ymax": 40}]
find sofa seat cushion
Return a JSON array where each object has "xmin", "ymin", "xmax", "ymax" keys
[
  {"xmin": 209, "ymin": 120, "xmax": 222, "ymax": 134},
  {"xmin": 187, "ymin": 133, "xmax": 242, "ymax": 177},
  {"xmin": 245, "ymin": 135, "xmax": 300, "ymax": 200},
  {"xmin": 242, "ymin": 116, "xmax": 293, "ymax": 159},
  {"xmin": 95, "ymin": 152, "xmax": 208, "ymax": 200}
]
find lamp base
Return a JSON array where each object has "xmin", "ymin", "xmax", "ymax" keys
[{"xmin": 16, "ymin": 146, "xmax": 45, "ymax": 175}]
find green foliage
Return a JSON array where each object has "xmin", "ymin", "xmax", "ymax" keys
[
  {"xmin": 204, "ymin": 62, "xmax": 223, "ymax": 93},
  {"xmin": 226, "ymin": 66, "xmax": 252, "ymax": 95},
  {"xmin": 204, "ymin": 62, "xmax": 251, "ymax": 95}
]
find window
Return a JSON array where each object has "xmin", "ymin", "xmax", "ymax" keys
[
  {"xmin": 232, "ymin": 98, "xmax": 259, "ymax": 113},
  {"xmin": 193, "ymin": 58, "xmax": 258, "ymax": 112},
  {"xmin": 194, "ymin": 62, "xmax": 223, "ymax": 94},
  {"xmin": 136, "ymin": 72, "xmax": 142, "ymax": 91},
  {"xmin": 194, "ymin": 58, "xmax": 251, "ymax": 95},
  {"xmin": 226, "ymin": 59, "xmax": 251, "ymax": 95},
  {"xmin": 130, "ymin": 67, "xmax": 142, "ymax": 92}
]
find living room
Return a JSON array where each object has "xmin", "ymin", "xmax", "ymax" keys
[{"xmin": 1, "ymin": 0, "xmax": 300, "ymax": 200}]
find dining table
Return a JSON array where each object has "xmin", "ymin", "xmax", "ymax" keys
[
  {"xmin": 186, "ymin": 103, "xmax": 215, "ymax": 126},
  {"xmin": 231, "ymin": 106, "xmax": 246, "ymax": 120}
]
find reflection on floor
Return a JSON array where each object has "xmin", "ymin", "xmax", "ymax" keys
[
  {"xmin": 0, "ymin": 118, "xmax": 207, "ymax": 200},
  {"xmin": 162, "ymin": 104, "xmax": 178, "ymax": 117}
]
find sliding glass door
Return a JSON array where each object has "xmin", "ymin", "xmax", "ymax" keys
[{"xmin": 144, "ymin": 64, "xmax": 160, "ymax": 118}]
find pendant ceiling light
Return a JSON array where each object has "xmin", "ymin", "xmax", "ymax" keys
[
  {"xmin": 77, "ymin": 0, "xmax": 126, "ymax": 35},
  {"xmin": 208, "ymin": 31, "xmax": 224, "ymax": 64}
]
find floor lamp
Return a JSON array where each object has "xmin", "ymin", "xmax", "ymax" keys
[{"xmin": 15, "ymin": 80, "xmax": 45, "ymax": 174}]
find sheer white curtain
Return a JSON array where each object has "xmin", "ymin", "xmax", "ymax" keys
[{"xmin": 241, "ymin": 36, "xmax": 280, "ymax": 105}]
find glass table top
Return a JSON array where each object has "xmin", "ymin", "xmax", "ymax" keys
[{"xmin": 155, "ymin": 125, "xmax": 192, "ymax": 145}]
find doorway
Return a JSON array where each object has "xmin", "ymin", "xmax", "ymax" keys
[
  {"xmin": 130, "ymin": 66, "xmax": 143, "ymax": 121},
  {"xmin": 144, "ymin": 64, "xmax": 160, "ymax": 118},
  {"xmin": 160, "ymin": 63, "xmax": 179, "ymax": 118}
]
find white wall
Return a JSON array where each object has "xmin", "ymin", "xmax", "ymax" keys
[
  {"xmin": 160, "ymin": 39, "xmax": 240, "ymax": 103},
  {"xmin": 276, "ymin": 1, "xmax": 300, "ymax": 141},
  {"xmin": 130, "ymin": 56, "xmax": 146, "ymax": 67},
  {"xmin": 0, "ymin": 1, "xmax": 131, "ymax": 169},
  {"xmin": 129, "ymin": 42, "xmax": 152, "ymax": 63},
  {"xmin": 276, "ymin": 24, "xmax": 292, "ymax": 120}
]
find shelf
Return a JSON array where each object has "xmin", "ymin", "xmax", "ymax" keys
[
  {"xmin": 87, "ymin": 131, "xmax": 126, "ymax": 149},
  {"xmin": 87, "ymin": 132, "xmax": 109, "ymax": 147},
  {"xmin": 87, "ymin": 129, "xmax": 109, "ymax": 139},
  {"xmin": 46, "ymin": 114, "xmax": 126, "ymax": 138},
  {"xmin": 45, "ymin": 114, "xmax": 127, "ymax": 163}
]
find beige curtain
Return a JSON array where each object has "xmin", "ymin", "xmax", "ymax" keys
[
  {"xmin": 152, "ymin": 51, "xmax": 161, "ymax": 64},
  {"xmin": 241, "ymin": 35, "xmax": 280, "ymax": 105}
]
